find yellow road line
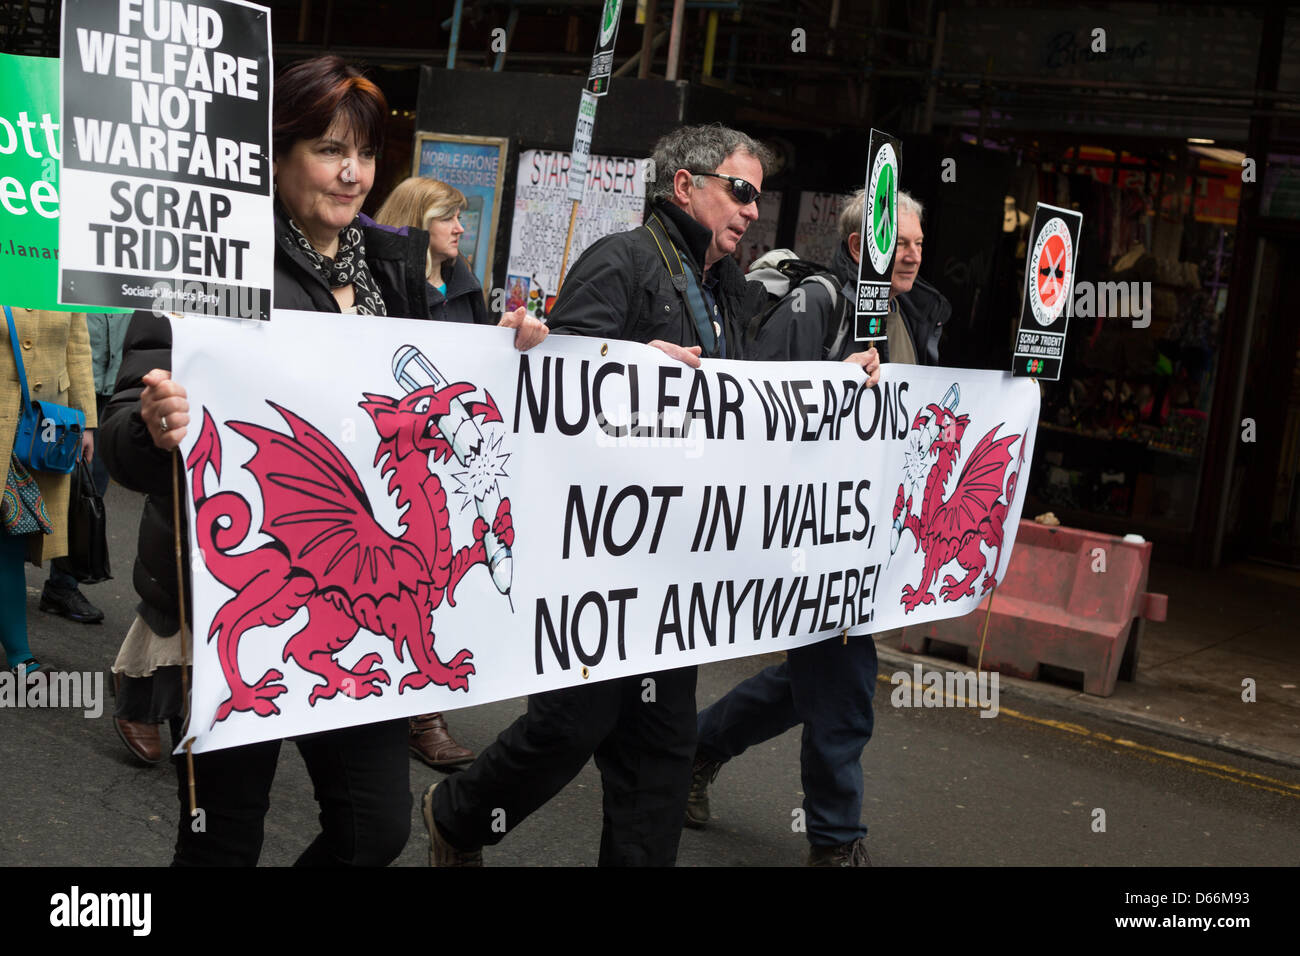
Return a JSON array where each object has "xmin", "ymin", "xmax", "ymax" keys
[{"xmin": 879, "ymin": 673, "xmax": 1300, "ymax": 798}]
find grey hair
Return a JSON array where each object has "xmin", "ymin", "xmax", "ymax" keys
[
  {"xmin": 647, "ymin": 124, "xmax": 774, "ymax": 204},
  {"xmin": 840, "ymin": 188, "xmax": 924, "ymax": 242}
]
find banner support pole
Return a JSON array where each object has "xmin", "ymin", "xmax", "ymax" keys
[
  {"xmin": 172, "ymin": 451, "xmax": 197, "ymax": 813},
  {"xmin": 557, "ymin": 198, "xmax": 580, "ymax": 293}
]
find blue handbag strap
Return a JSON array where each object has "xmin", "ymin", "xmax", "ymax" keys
[{"xmin": 4, "ymin": 305, "xmax": 34, "ymax": 414}]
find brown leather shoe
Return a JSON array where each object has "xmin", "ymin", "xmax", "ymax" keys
[
  {"xmin": 114, "ymin": 717, "xmax": 164, "ymax": 765},
  {"xmin": 409, "ymin": 712, "xmax": 475, "ymax": 769}
]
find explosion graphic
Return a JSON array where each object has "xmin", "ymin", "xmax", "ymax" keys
[{"xmin": 451, "ymin": 431, "xmax": 511, "ymax": 511}]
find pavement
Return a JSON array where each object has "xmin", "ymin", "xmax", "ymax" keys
[
  {"xmin": 7, "ymin": 483, "xmax": 1300, "ymax": 870},
  {"xmin": 875, "ymin": 559, "xmax": 1300, "ymax": 770}
]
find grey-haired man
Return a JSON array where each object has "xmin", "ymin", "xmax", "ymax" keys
[
  {"xmin": 688, "ymin": 188, "xmax": 941, "ymax": 867},
  {"xmin": 421, "ymin": 125, "xmax": 880, "ymax": 867}
]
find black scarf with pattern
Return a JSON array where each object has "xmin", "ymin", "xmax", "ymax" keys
[{"xmin": 278, "ymin": 202, "xmax": 387, "ymax": 316}]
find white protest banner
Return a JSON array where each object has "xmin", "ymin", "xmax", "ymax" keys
[
  {"xmin": 59, "ymin": 0, "xmax": 273, "ymax": 320},
  {"xmin": 173, "ymin": 310, "xmax": 1039, "ymax": 753},
  {"xmin": 507, "ymin": 149, "xmax": 648, "ymax": 317}
]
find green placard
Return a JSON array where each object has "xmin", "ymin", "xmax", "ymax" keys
[{"xmin": 0, "ymin": 52, "xmax": 126, "ymax": 312}]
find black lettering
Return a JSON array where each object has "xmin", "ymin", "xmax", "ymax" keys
[
  {"xmin": 562, "ymin": 484, "xmax": 605, "ymax": 558},
  {"xmin": 688, "ymin": 581, "xmax": 724, "ymax": 650},
  {"xmin": 836, "ymin": 480, "xmax": 853, "ymax": 542},
  {"xmin": 790, "ymin": 573, "xmax": 825, "ymax": 635},
  {"xmin": 703, "ymin": 486, "xmax": 745, "ymax": 552},
  {"xmin": 792, "ymin": 380, "xmax": 817, "ymax": 441},
  {"xmin": 842, "ymin": 567, "xmax": 861, "ymax": 628},
  {"xmin": 853, "ymin": 479, "xmax": 871, "ymax": 541},
  {"xmin": 534, "ymin": 595, "xmax": 570, "ymax": 674},
  {"xmin": 593, "ymin": 362, "xmax": 627, "ymax": 436},
  {"xmin": 512, "ymin": 354, "xmax": 550, "ymax": 434},
  {"xmin": 716, "ymin": 372, "xmax": 744, "ymax": 439},
  {"xmin": 752, "ymin": 378, "xmax": 797, "ymax": 441},
  {"xmin": 724, "ymin": 578, "xmax": 757, "ymax": 643},
  {"xmin": 820, "ymin": 571, "xmax": 843, "ymax": 632},
  {"xmin": 683, "ymin": 369, "xmax": 714, "ymax": 439},
  {"xmin": 648, "ymin": 486, "xmax": 681, "ymax": 553},
  {"xmin": 555, "ymin": 357, "xmax": 590, "ymax": 436},
  {"xmin": 855, "ymin": 382, "xmax": 882, "ymax": 440},
  {"xmin": 895, "ymin": 381, "xmax": 910, "ymax": 439},
  {"xmin": 655, "ymin": 584, "xmax": 683, "ymax": 654},
  {"xmin": 657, "ymin": 365, "xmax": 683, "ymax": 438},
  {"xmin": 603, "ymin": 485, "xmax": 649, "ymax": 556},
  {"xmin": 608, "ymin": 587, "xmax": 636, "ymax": 661},
  {"xmin": 762, "ymin": 484, "xmax": 801, "ymax": 549},
  {"xmin": 571, "ymin": 591, "xmax": 608, "ymax": 666}
]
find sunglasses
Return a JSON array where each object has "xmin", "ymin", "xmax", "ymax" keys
[{"xmin": 691, "ymin": 171, "xmax": 761, "ymax": 206}]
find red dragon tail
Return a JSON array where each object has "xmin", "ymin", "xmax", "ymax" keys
[
  {"xmin": 186, "ymin": 409, "xmax": 223, "ymax": 510},
  {"xmin": 184, "ymin": 408, "xmax": 266, "ymax": 597}
]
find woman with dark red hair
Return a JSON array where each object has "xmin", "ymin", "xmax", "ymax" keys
[{"xmin": 100, "ymin": 56, "xmax": 543, "ymax": 866}]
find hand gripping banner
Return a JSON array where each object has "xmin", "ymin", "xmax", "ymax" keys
[{"xmin": 173, "ymin": 311, "xmax": 1039, "ymax": 752}]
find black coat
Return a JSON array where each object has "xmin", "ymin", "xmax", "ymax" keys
[
  {"xmin": 274, "ymin": 212, "xmax": 432, "ymax": 319},
  {"xmin": 895, "ymin": 276, "xmax": 949, "ymax": 367},
  {"xmin": 547, "ymin": 200, "xmax": 765, "ymax": 357},
  {"xmin": 101, "ymin": 214, "xmax": 436, "ymax": 636},
  {"xmin": 428, "ymin": 255, "xmax": 491, "ymax": 326}
]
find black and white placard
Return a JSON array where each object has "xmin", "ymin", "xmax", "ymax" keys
[{"xmin": 59, "ymin": 0, "xmax": 273, "ymax": 320}]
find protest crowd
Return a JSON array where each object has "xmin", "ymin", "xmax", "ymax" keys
[{"xmin": 3, "ymin": 46, "xmax": 953, "ymax": 869}]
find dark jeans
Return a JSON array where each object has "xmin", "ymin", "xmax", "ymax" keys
[
  {"xmin": 434, "ymin": 666, "xmax": 697, "ymax": 866},
  {"xmin": 696, "ymin": 634, "xmax": 877, "ymax": 846},
  {"xmin": 170, "ymin": 716, "xmax": 410, "ymax": 867}
]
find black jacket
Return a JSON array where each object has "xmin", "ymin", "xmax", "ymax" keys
[
  {"xmin": 547, "ymin": 200, "xmax": 765, "ymax": 357},
  {"xmin": 273, "ymin": 212, "xmax": 432, "ymax": 319},
  {"xmin": 429, "ymin": 255, "xmax": 491, "ymax": 326},
  {"xmin": 99, "ymin": 313, "xmax": 189, "ymax": 636},
  {"xmin": 101, "ymin": 213, "xmax": 436, "ymax": 636},
  {"xmin": 895, "ymin": 276, "xmax": 949, "ymax": 367}
]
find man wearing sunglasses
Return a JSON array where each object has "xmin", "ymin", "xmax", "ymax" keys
[{"xmin": 421, "ymin": 123, "xmax": 880, "ymax": 868}]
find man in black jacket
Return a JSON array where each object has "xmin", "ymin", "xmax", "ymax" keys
[
  {"xmin": 423, "ymin": 125, "xmax": 881, "ymax": 867},
  {"xmin": 687, "ymin": 188, "xmax": 943, "ymax": 867}
]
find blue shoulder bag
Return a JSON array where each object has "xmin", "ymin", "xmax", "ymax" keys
[{"xmin": 5, "ymin": 305, "xmax": 85, "ymax": 474}]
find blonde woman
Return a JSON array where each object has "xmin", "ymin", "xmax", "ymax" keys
[{"xmin": 376, "ymin": 177, "xmax": 490, "ymax": 326}]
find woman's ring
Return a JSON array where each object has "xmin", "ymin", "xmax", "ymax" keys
[{"xmin": 160, "ymin": 415, "xmax": 170, "ymax": 432}]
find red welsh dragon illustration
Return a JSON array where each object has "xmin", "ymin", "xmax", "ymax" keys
[
  {"xmin": 185, "ymin": 357, "xmax": 513, "ymax": 725},
  {"xmin": 890, "ymin": 383, "xmax": 1026, "ymax": 613}
]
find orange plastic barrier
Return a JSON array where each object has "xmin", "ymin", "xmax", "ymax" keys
[{"xmin": 900, "ymin": 520, "xmax": 1168, "ymax": 696}]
